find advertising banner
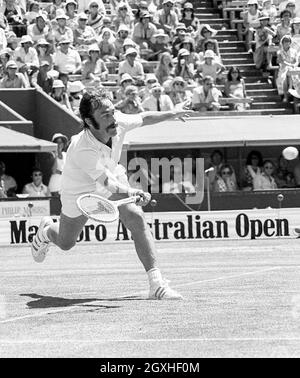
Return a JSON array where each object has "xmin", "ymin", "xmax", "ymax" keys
[
  {"xmin": 0, "ymin": 208, "xmax": 300, "ymax": 247},
  {"xmin": 0, "ymin": 199, "xmax": 50, "ymax": 219}
]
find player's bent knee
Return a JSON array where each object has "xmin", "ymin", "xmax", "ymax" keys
[
  {"xmin": 121, "ymin": 206, "xmax": 147, "ymax": 231},
  {"xmin": 58, "ymin": 239, "xmax": 76, "ymax": 251}
]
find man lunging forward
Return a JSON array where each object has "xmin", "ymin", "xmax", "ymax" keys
[{"xmin": 31, "ymin": 88, "xmax": 191, "ymax": 300}]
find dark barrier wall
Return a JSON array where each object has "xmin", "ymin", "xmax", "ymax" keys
[{"xmin": 0, "ymin": 89, "xmax": 36, "ymax": 123}]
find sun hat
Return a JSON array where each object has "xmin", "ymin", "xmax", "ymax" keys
[
  {"xmin": 150, "ymin": 83, "xmax": 164, "ymax": 93},
  {"xmin": 58, "ymin": 36, "xmax": 72, "ymax": 44},
  {"xmin": 120, "ymin": 73, "xmax": 134, "ymax": 84},
  {"xmin": 36, "ymin": 12, "xmax": 48, "ymax": 21},
  {"xmin": 124, "ymin": 47, "xmax": 138, "ymax": 57},
  {"xmin": 117, "ymin": 24, "xmax": 130, "ymax": 33},
  {"xmin": 51, "ymin": 133, "xmax": 68, "ymax": 144},
  {"xmin": 199, "ymin": 24, "xmax": 218, "ymax": 37},
  {"xmin": 204, "ymin": 49, "xmax": 215, "ymax": 58},
  {"xmin": 145, "ymin": 74, "xmax": 158, "ymax": 83},
  {"xmin": 69, "ymin": 81, "xmax": 85, "ymax": 93},
  {"xmin": 178, "ymin": 48, "xmax": 190, "ymax": 56},
  {"xmin": 40, "ymin": 60, "xmax": 50, "ymax": 67},
  {"xmin": 6, "ymin": 60, "xmax": 18, "ymax": 69},
  {"xmin": 52, "ymin": 79, "xmax": 65, "ymax": 88},
  {"xmin": 56, "ymin": 9, "xmax": 69, "ymax": 20},
  {"xmin": 153, "ymin": 29, "xmax": 169, "ymax": 43},
  {"xmin": 183, "ymin": 2, "xmax": 193, "ymax": 9},
  {"xmin": 88, "ymin": 44, "xmax": 100, "ymax": 53},
  {"xmin": 78, "ymin": 12, "xmax": 88, "ymax": 20},
  {"xmin": 247, "ymin": 0, "xmax": 258, "ymax": 5},
  {"xmin": 20, "ymin": 35, "xmax": 33, "ymax": 44},
  {"xmin": 124, "ymin": 85, "xmax": 139, "ymax": 95},
  {"xmin": 37, "ymin": 38, "xmax": 50, "ymax": 46}
]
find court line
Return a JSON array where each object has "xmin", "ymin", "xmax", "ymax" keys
[{"xmin": 0, "ymin": 266, "xmax": 283, "ymax": 325}]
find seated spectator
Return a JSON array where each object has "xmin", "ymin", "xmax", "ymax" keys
[
  {"xmin": 224, "ymin": 66, "xmax": 250, "ymax": 111},
  {"xmin": 133, "ymin": 11, "xmax": 157, "ymax": 51},
  {"xmin": 191, "ymin": 75, "xmax": 222, "ymax": 111},
  {"xmin": 14, "ymin": 35, "xmax": 40, "ymax": 80},
  {"xmin": 45, "ymin": 0, "xmax": 66, "ymax": 21},
  {"xmin": 253, "ymin": 14, "xmax": 276, "ymax": 74},
  {"xmin": 142, "ymin": 83, "xmax": 174, "ymax": 111},
  {"xmin": 78, "ymin": 0, "xmax": 106, "ymax": 15},
  {"xmin": 156, "ymin": 0, "xmax": 179, "ymax": 36},
  {"xmin": 213, "ymin": 164, "xmax": 238, "ymax": 192},
  {"xmin": 24, "ymin": 1, "xmax": 40, "ymax": 25},
  {"xmin": 31, "ymin": 60, "xmax": 54, "ymax": 94},
  {"xmin": 206, "ymin": 149, "xmax": 225, "ymax": 188},
  {"xmin": 69, "ymin": 80, "xmax": 85, "ymax": 116},
  {"xmin": 0, "ymin": 160, "xmax": 17, "ymax": 197},
  {"xmin": 118, "ymin": 47, "xmax": 145, "ymax": 85},
  {"xmin": 285, "ymin": 1, "xmax": 297, "ymax": 18},
  {"xmin": 98, "ymin": 27, "xmax": 117, "ymax": 62},
  {"xmin": 53, "ymin": 37, "xmax": 82, "ymax": 74},
  {"xmin": 27, "ymin": 13, "xmax": 53, "ymax": 45},
  {"xmin": 155, "ymin": 51, "xmax": 175, "ymax": 84},
  {"xmin": 195, "ymin": 24, "xmax": 219, "ymax": 55},
  {"xmin": 179, "ymin": 36, "xmax": 200, "ymax": 68},
  {"xmin": 275, "ymin": 9, "xmax": 292, "ymax": 44},
  {"xmin": 0, "ymin": 48, "xmax": 13, "ymax": 78},
  {"xmin": 50, "ymin": 79, "xmax": 72, "ymax": 110},
  {"xmin": 116, "ymin": 72, "xmax": 134, "ymax": 101},
  {"xmin": 195, "ymin": 49, "xmax": 225, "ymax": 85},
  {"xmin": 241, "ymin": 150, "xmax": 263, "ymax": 191},
  {"xmin": 115, "ymin": 85, "xmax": 144, "ymax": 114},
  {"xmin": 139, "ymin": 73, "xmax": 158, "ymax": 101},
  {"xmin": 87, "ymin": 1, "xmax": 105, "ymax": 35},
  {"xmin": 274, "ymin": 154, "xmax": 295, "ymax": 188},
  {"xmin": 174, "ymin": 48, "xmax": 195, "ymax": 84},
  {"xmin": 171, "ymin": 23, "xmax": 187, "ymax": 57},
  {"xmin": 113, "ymin": 2, "xmax": 134, "ymax": 33},
  {"xmin": 241, "ymin": 0, "xmax": 261, "ymax": 53},
  {"xmin": 73, "ymin": 12, "xmax": 97, "ymax": 53},
  {"xmin": 122, "ymin": 38, "xmax": 140, "ymax": 58},
  {"xmin": 148, "ymin": 29, "xmax": 171, "ymax": 61},
  {"xmin": 0, "ymin": 60, "xmax": 29, "ymax": 87},
  {"xmin": 48, "ymin": 133, "xmax": 68, "ymax": 196},
  {"xmin": 179, "ymin": 2, "xmax": 200, "ymax": 34},
  {"xmin": 22, "ymin": 167, "xmax": 50, "ymax": 197},
  {"xmin": 200, "ymin": 39, "xmax": 222, "ymax": 64},
  {"xmin": 168, "ymin": 76, "xmax": 192, "ymax": 107},
  {"xmin": 1, "ymin": 0, "xmax": 27, "ymax": 37},
  {"xmin": 53, "ymin": 9, "xmax": 74, "ymax": 45},
  {"xmin": 65, "ymin": 0, "xmax": 78, "ymax": 32},
  {"xmin": 6, "ymin": 31, "xmax": 19, "ymax": 52},
  {"xmin": 35, "ymin": 38, "xmax": 53, "ymax": 68},
  {"xmin": 82, "ymin": 43, "xmax": 108, "ymax": 85},
  {"xmin": 253, "ymin": 160, "xmax": 278, "ymax": 190},
  {"xmin": 114, "ymin": 25, "xmax": 130, "ymax": 60},
  {"xmin": 261, "ymin": 0, "xmax": 278, "ymax": 25},
  {"xmin": 276, "ymin": 35, "xmax": 299, "ymax": 102},
  {"xmin": 291, "ymin": 17, "xmax": 300, "ymax": 53}
]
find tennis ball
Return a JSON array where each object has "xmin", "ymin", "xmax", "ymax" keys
[{"xmin": 282, "ymin": 146, "xmax": 299, "ymax": 160}]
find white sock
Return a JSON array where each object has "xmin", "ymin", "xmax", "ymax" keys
[
  {"xmin": 41, "ymin": 225, "xmax": 50, "ymax": 243},
  {"xmin": 147, "ymin": 267, "xmax": 163, "ymax": 287}
]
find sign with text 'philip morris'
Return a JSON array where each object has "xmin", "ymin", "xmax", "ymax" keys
[
  {"xmin": 1, "ymin": 208, "xmax": 300, "ymax": 246},
  {"xmin": 0, "ymin": 199, "xmax": 50, "ymax": 219}
]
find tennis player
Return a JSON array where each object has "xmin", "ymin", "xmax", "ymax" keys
[{"xmin": 31, "ymin": 88, "xmax": 191, "ymax": 300}]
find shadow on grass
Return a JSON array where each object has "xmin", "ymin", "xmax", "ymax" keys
[{"xmin": 20, "ymin": 293, "xmax": 145, "ymax": 310}]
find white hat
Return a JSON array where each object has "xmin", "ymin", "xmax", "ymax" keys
[
  {"xmin": 6, "ymin": 60, "xmax": 18, "ymax": 69},
  {"xmin": 204, "ymin": 49, "xmax": 215, "ymax": 59},
  {"xmin": 153, "ymin": 29, "xmax": 169, "ymax": 42},
  {"xmin": 20, "ymin": 35, "xmax": 33, "ymax": 44},
  {"xmin": 247, "ymin": 0, "xmax": 258, "ymax": 5},
  {"xmin": 51, "ymin": 133, "xmax": 68, "ymax": 143},
  {"xmin": 69, "ymin": 81, "xmax": 85, "ymax": 93},
  {"xmin": 52, "ymin": 79, "xmax": 65, "ymax": 88},
  {"xmin": 120, "ymin": 73, "xmax": 134, "ymax": 84},
  {"xmin": 56, "ymin": 9, "xmax": 69, "ymax": 20},
  {"xmin": 178, "ymin": 48, "xmax": 190, "ymax": 57},
  {"xmin": 292, "ymin": 17, "xmax": 300, "ymax": 24},
  {"xmin": 145, "ymin": 74, "xmax": 158, "ymax": 83},
  {"xmin": 124, "ymin": 47, "xmax": 138, "ymax": 56},
  {"xmin": 88, "ymin": 44, "xmax": 100, "ymax": 53},
  {"xmin": 150, "ymin": 83, "xmax": 164, "ymax": 93},
  {"xmin": 78, "ymin": 12, "xmax": 88, "ymax": 20}
]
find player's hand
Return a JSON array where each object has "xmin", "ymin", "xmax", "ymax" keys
[{"xmin": 128, "ymin": 189, "xmax": 151, "ymax": 207}]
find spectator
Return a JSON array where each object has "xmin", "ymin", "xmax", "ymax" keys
[
  {"xmin": 191, "ymin": 75, "xmax": 222, "ymax": 111},
  {"xmin": 22, "ymin": 167, "xmax": 50, "ymax": 197},
  {"xmin": 291, "ymin": 17, "xmax": 300, "ymax": 53},
  {"xmin": 14, "ymin": 34, "xmax": 40, "ymax": 79},
  {"xmin": 69, "ymin": 80, "xmax": 85, "ymax": 115},
  {"xmin": 174, "ymin": 48, "xmax": 195, "ymax": 83},
  {"xmin": 155, "ymin": 51, "xmax": 175, "ymax": 84},
  {"xmin": 6, "ymin": 31, "xmax": 19, "ymax": 52},
  {"xmin": 253, "ymin": 14, "xmax": 276, "ymax": 74},
  {"xmin": 133, "ymin": 11, "xmax": 157, "ymax": 50},
  {"xmin": 142, "ymin": 82, "xmax": 174, "ymax": 110},
  {"xmin": 73, "ymin": 12, "xmax": 97, "ymax": 52},
  {"xmin": 285, "ymin": 1, "xmax": 297, "ymax": 18},
  {"xmin": 253, "ymin": 160, "xmax": 278, "ymax": 190},
  {"xmin": 35, "ymin": 38, "xmax": 53, "ymax": 68},
  {"xmin": 179, "ymin": 36, "xmax": 200, "ymax": 67},
  {"xmin": 0, "ymin": 48, "xmax": 13, "ymax": 78},
  {"xmin": 98, "ymin": 27, "xmax": 117, "ymax": 62},
  {"xmin": 213, "ymin": 164, "xmax": 238, "ymax": 192},
  {"xmin": 87, "ymin": 1, "xmax": 105, "ymax": 35},
  {"xmin": 224, "ymin": 66, "xmax": 250, "ymax": 111},
  {"xmin": 148, "ymin": 29, "xmax": 171, "ymax": 61},
  {"xmin": 241, "ymin": 0, "xmax": 261, "ymax": 53},
  {"xmin": 27, "ymin": 13, "xmax": 53, "ymax": 45},
  {"xmin": 171, "ymin": 23, "xmax": 187, "ymax": 57},
  {"xmin": 274, "ymin": 154, "xmax": 295, "ymax": 188},
  {"xmin": 53, "ymin": 36, "xmax": 82, "ymax": 74},
  {"xmin": 113, "ymin": 2, "xmax": 134, "ymax": 33},
  {"xmin": 115, "ymin": 84, "xmax": 144, "ymax": 114},
  {"xmin": 276, "ymin": 35, "xmax": 299, "ymax": 102},
  {"xmin": 78, "ymin": 0, "xmax": 106, "ymax": 15},
  {"xmin": 241, "ymin": 150, "xmax": 263, "ymax": 190},
  {"xmin": 139, "ymin": 73, "xmax": 158, "ymax": 101},
  {"xmin": 261, "ymin": 0, "xmax": 278, "ymax": 25},
  {"xmin": 0, "ymin": 15, "xmax": 8, "ymax": 51},
  {"xmin": 53, "ymin": 9, "xmax": 74, "ymax": 45},
  {"xmin": 195, "ymin": 49, "xmax": 225, "ymax": 84},
  {"xmin": 50, "ymin": 79, "xmax": 72, "ymax": 110},
  {"xmin": 168, "ymin": 76, "xmax": 192, "ymax": 106},
  {"xmin": 48, "ymin": 133, "xmax": 68, "ymax": 196},
  {"xmin": 65, "ymin": 0, "xmax": 78, "ymax": 32},
  {"xmin": 118, "ymin": 47, "xmax": 145, "ymax": 85},
  {"xmin": 275, "ymin": 9, "xmax": 292, "ymax": 43},
  {"xmin": 0, "ymin": 60, "xmax": 29, "ymax": 87},
  {"xmin": 116, "ymin": 72, "xmax": 134, "ymax": 101},
  {"xmin": 1, "ymin": 0, "xmax": 26, "ymax": 37},
  {"xmin": 31, "ymin": 60, "xmax": 54, "ymax": 94},
  {"xmin": 24, "ymin": 1, "xmax": 40, "ymax": 25},
  {"xmin": 122, "ymin": 38, "xmax": 140, "ymax": 57},
  {"xmin": 114, "ymin": 24, "xmax": 130, "ymax": 60},
  {"xmin": 82, "ymin": 43, "xmax": 108, "ymax": 84},
  {"xmin": 179, "ymin": 2, "xmax": 200, "ymax": 34},
  {"xmin": 0, "ymin": 160, "xmax": 17, "ymax": 197},
  {"xmin": 45, "ymin": 0, "xmax": 66, "ymax": 21},
  {"xmin": 195, "ymin": 24, "xmax": 219, "ymax": 55},
  {"xmin": 156, "ymin": 0, "xmax": 178, "ymax": 36}
]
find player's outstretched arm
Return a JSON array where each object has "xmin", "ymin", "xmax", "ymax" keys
[{"xmin": 140, "ymin": 107, "xmax": 193, "ymax": 127}]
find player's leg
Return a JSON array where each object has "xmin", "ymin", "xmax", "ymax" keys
[{"xmin": 119, "ymin": 203, "xmax": 183, "ymax": 300}]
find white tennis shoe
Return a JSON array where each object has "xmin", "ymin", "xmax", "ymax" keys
[
  {"xmin": 149, "ymin": 279, "xmax": 183, "ymax": 300},
  {"xmin": 31, "ymin": 216, "xmax": 53, "ymax": 263}
]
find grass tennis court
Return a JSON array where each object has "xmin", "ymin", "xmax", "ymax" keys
[{"xmin": 1, "ymin": 238, "xmax": 300, "ymax": 358}]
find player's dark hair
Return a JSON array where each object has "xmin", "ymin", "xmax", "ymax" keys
[{"xmin": 79, "ymin": 88, "xmax": 111, "ymax": 129}]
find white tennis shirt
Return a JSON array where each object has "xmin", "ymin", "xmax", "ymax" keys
[{"xmin": 61, "ymin": 111, "xmax": 143, "ymax": 201}]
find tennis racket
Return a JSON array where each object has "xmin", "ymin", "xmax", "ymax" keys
[{"xmin": 76, "ymin": 193, "xmax": 150, "ymax": 223}]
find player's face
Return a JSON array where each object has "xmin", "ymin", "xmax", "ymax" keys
[{"xmin": 90, "ymin": 100, "xmax": 118, "ymax": 141}]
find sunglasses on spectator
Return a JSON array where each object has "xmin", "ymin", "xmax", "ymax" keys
[
  {"xmin": 119, "ymin": 7, "xmax": 127, "ymax": 10},
  {"xmin": 153, "ymin": 90, "xmax": 162, "ymax": 94},
  {"xmin": 33, "ymin": 173, "xmax": 42, "ymax": 177},
  {"xmin": 221, "ymin": 170, "xmax": 231, "ymax": 175},
  {"xmin": 174, "ymin": 82, "xmax": 184, "ymax": 86},
  {"xmin": 90, "ymin": 4, "xmax": 98, "ymax": 7},
  {"xmin": 264, "ymin": 165, "xmax": 274, "ymax": 170}
]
